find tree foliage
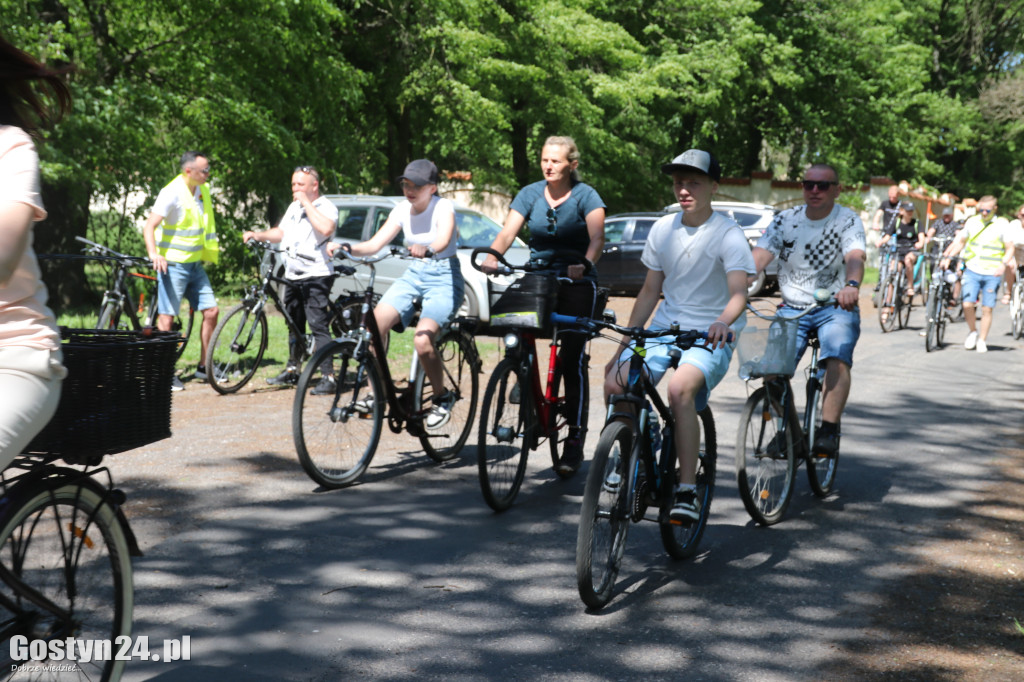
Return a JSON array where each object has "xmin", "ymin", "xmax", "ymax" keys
[{"xmin": 3, "ymin": 0, "xmax": 1023, "ymax": 303}]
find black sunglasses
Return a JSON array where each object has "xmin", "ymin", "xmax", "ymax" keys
[
  {"xmin": 546, "ymin": 207, "xmax": 558, "ymax": 232},
  {"xmin": 802, "ymin": 180, "xmax": 836, "ymax": 191},
  {"xmin": 294, "ymin": 165, "xmax": 319, "ymax": 181}
]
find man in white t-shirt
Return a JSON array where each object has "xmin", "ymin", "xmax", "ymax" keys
[
  {"xmin": 752, "ymin": 163, "xmax": 866, "ymax": 458},
  {"xmin": 243, "ymin": 166, "xmax": 339, "ymax": 392},
  {"xmin": 604, "ymin": 149, "xmax": 754, "ymax": 523}
]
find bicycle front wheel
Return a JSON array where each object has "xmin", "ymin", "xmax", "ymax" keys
[
  {"xmin": 207, "ymin": 303, "xmax": 268, "ymax": 394},
  {"xmin": 804, "ymin": 377, "xmax": 837, "ymax": 497},
  {"xmin": 97, "ymin": 299, "xmax": 127, "ymax": 331},
  {"xmin": 415, "ymin": 330, "xmax": 479, "ymax": 462},
  {"xmin": 477, "ymin": 358, "xmax": 530, "ymax": 512},
  {"xmin": 897, "ymin": 270, "xmax": 912, "ymax": 329},
  {"xmin": 736, "ymin": 384, "xmax": 796, "ymax": 526},
  {"xmin": 576, "ymin": 420, "xmax": 633, "ymax": 609},
  {"xmin": 924, "ymin": 286, "xmax": 939, "ymax": 352},
  {"xmin": 293, "ymin": 339, "xmax": 384, "ymax": 488},
  {"xmin": 0, "ymin": 478, "xmax": 133, "ymax": 682}
]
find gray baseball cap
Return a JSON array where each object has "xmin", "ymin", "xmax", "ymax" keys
[
  {"xmin": 397, "ymin": 159, "xmax": 439, "ymax": 186},
  {"xmin": 942, "ymin": 206, "xmax": 954, "ymax": 216},
  {"xmin": 661, "ymin": 149, "xmax": 722, "ymax": 182}
]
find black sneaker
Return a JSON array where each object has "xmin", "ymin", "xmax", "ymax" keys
[
  {"xmin": 310, "ymin": 375, "xmax": 337, "ymax": 396},
  {"xmin": 555, "ymin": 438, "xmax": 583, "ymax": 477},
  {"xmin": 670, "ymin": 489, "xmax": 700, "ymax": 524},
  {"xmin": 267, "ymin": 367, "xmax": 298, "ymax": 386},
  {"xmin": 811, "ymin": 429, "xmax": 840, "ymax": 458}
]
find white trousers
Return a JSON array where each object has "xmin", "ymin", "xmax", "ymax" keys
[{"xmin": 0, "ymin": 346, "xmax": 64, "ymax": 469}]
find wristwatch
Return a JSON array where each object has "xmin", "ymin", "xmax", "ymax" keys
[{"xmin": 846, "ymin": 280, "xmax": 860, "ymax": 288}]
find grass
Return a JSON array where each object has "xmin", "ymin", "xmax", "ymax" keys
[{"xmin": 862, "ymin": 266, "xmax": 879, "ymax": 288}]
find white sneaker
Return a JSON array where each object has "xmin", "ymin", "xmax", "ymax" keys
[
  {"xmin": 425, "ymin": 392, "xmax": 455, "ymax": 429},
  {"xmin": 976, "ymin": 339, "xmax": 988, "ymax": 353},
  {"xmin": 964, "ymin": 330, "xmax": 978, "ymax": 350},
  {"xmin": 171, "ymin": 376, "xmax": 185, "ymax": 392}
]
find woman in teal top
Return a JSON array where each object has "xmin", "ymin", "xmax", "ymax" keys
[{"xmin": 483, "ymin": 135, "xmax": 606, "ymax": 476}]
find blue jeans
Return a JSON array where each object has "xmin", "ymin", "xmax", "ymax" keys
[
  {"xmin": 779, "ymin": 304, "xmax": 860, "ymax": 368},
  {"xmin": 961, "ymin": 269, "xmax": 1001, "ymax": 308}
]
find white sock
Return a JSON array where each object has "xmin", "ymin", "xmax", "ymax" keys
[{"xmin": 675, "ymin": 483, "xmax": 697, "ymax": 494}]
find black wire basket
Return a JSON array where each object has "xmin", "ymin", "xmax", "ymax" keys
[{"xmin": 25, "ymin": 328, "xmax": 178, "ymax": 466}]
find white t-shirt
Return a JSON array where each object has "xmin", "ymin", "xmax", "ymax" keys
[
  {"xmin": 642, "ymin": 211, "xmax": 755, "ymax": 331},
  {"xmin": 280, "ymin": 195, "xmax": 339, "ymax": 279},
  {"xmin": 151, "ymin": 180, "xmax": 208, "ymax": 224},
  {"xmin": 0, "ymin": 126, "xmax": 60, "ymax": 351},
  {"xmin": 1006, "ymin": 219, "xmax": 1024, "ymax": 261},
  {"xmin": 757, "ymin": 204, "xmax": 866, "ymax": 308},
  {"xmin": 390, "ymin": 196, "xmax": 457, "ymax": 260}
]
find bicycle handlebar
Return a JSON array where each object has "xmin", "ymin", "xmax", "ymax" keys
[
  {"xmin": 745, "ymin": 288, "xmax": 837, "ymax": 323},
  {"xmin": 74, "ymin": 236, "xmax": 150, "ymax": 266},
  {"xmin": 549, "ymin": 312, "xmax": 730, "ymax": 346},
  {"xmin": 332, "ymin": 245, "xmax": 434, "ymax": 267},
  {"xmin": 470, "ymin": 246, "xmax": 592, "ymax": 277}
]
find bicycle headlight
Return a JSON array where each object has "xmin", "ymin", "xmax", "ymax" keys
[
  {"xmin": 944, "ymin": 270, "xmax": 958, "ymax": 284},
  {"xmin": 503, "ymin": 332, "xmax": 519, "ymax": 349},
  {"xmin": 931, "ymin": 271, "xmax": 942, "ymax": 284}
]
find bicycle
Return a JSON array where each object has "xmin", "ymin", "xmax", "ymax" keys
[
  {"xmin": 470, "ymin": 247, "xmax": 604, "ymax": 512},
  {"xmin": 1008, "ymin": 265, "xmax": 1024, "ymax": 340},
  {"xmin": 292, "ymin": 247, "xmax": 481, "ymax": 488},
  {"xmin": 734, "ymin": 290, "xmax": 839, "ymax": 526},
  {"xmin": 205, "ymin": 239, "xmax": 363, "ymax": 394},
  {"xmin": 0, "ymin": 328, "xmax": 176, "ymax": 681},
  {"xmin": 923, "ymin": 237, "xmax": 960, "ymax": 352},
  {"xmin": 877, "ymin": 240, "xmax": 911, "ymax": 332},
  {"xmin": 74, "ymin": 236, "xmax": 194, "ymax": 360},
  {"xmin": 568, "ymin": 313, "xmax": 718, "ymax": 609}
]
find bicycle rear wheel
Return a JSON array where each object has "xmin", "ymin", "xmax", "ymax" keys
[
  {"xmin": 415, "ymin": 330, "xmax": 479, "ymax": 462},
  {"xmin": 576, "ymin": 420, "xmax": 633, "ymax": 609},
  {"xmin": 736, "ymin": 384, "xmax": 796, "ymax": 525},
  {"xmin": 206, "ymin": 303, "xmax": 268, "ymax": 394},
  {"xmin": 804, "ymin": 377, "xmax": 837, "ymax": 497},
  {"xmin": 660, "ymin": 406, "xmax": 717, "ymax": 559},
  {"xmin": 0, "ymin": 477, "xmax": 133, "ymax": 682},
  {"xmin": 1012, "ymin": 282, "xmax": 1024, "ymax": 340},
  {"xmin": 477, "ymin": 358, "xmax": 530, "ymax": 512},
  {"xmin": 878, "ymin": 272, "xmax": 896, "ymax": 332},
  {"xmin": 293, "ymin": 338, "xmax": 384, "ymax": 488}
]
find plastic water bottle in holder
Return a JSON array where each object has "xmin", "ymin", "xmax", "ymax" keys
[{"xmin": 646, "ymin": 403, "xmax": 662, "ymax": 456}]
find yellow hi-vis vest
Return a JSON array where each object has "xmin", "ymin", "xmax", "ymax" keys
[
  {"xmin": 155, "ymin": 175, "xmax": 218, "ymax": 264},
  {"xmin": 962, "ymin": 214, "xmax": 1008, "ymax": 276}
]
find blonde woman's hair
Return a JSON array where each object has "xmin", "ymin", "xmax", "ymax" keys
[{"xmin": 543, "ymin": 135, "xmax": 581, "ymax": 182}]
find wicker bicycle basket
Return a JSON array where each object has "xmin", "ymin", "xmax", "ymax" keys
[
  {"xmin": 735, "ymin": 314, "xmax": 800, "ymax": 379},
  {"xmin": 25, "ymin": 328, "xmax": 179, "ymax": 465}
]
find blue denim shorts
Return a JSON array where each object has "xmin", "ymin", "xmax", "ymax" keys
[
  {"xmin": 378, "ymin": 257, "xmax": 466, "ymax": 328},
  {"xmin": 779, "ymin": 304, "xmax": 860, "ymax": 368},
  {"xmin": 961, "ymin": 269, "xmax": 1001, "ymax": 308},
  {"xmin": 157, "ymin": 261, "xmax": 216, "ymax": 316},
  {"xmin": 617, "ymin": 336, "xmax": 734, "ymax": 413}
]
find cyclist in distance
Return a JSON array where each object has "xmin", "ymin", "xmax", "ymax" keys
[
  {"xmin": 752, "ymin": 163, "xmax": 866, "ymax": 459},
  {"xmin": 876, "ymin": 201, "xmax": 923, "ymax": 299},
  {"xmin": 1001, "ymin": 204, "xmax": 1024, "ymax": 306},
  {"xmin": 482, "ymin": 135, "xmax": 606, "ymax": 476},
  {"xmin": 341, "ymin": 159, "xmax": 464, "ymax": 428},
  {"xmin": 242, "ymin": 165, "xmax": 339, "ymax": 392},
  {"xmin": 603, "ymin": 149, "xmax": 753, "ymax": 523},
  {"xmin": 0, "ymin": 35, "xmax": 70, "ymax": 465}
]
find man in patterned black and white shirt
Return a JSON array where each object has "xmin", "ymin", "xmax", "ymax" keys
[{"xmin": 751, "ymin": 163, "xmax": 866, "ymax": 458}]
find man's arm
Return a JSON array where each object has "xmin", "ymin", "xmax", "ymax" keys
[
  {"xmin": 708, "ymin": 269, "xmax": 749, "ymax": 349},
  {"xmin": 604, "ymin": 268, "xmax": 663, "ymax": 376},
  {"xmin": 241, "ymin": 226, "xmax": 283, "ymax": 244},
  {"xmin": 297, "ymin": 195, "xmax": 335, "ymax": 240},
  {"xmin": 871, "ymin": 207, "xmax": 884, "ymax": 232},
  {"xmin": 143, "ymin": 212, "xmax": 168, "ymax": 274},
  {"xmin": 838, "ymin": 249, "xmax": 866, "ymax": 310}
]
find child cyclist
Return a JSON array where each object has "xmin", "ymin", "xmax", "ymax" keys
[
  {"xmin": 603, "ymin": 150, "xmax": 754, "ymax": 523},
  {"xmin": 341, "ymin": 159, "xmax": 465, "ymax": 428}
]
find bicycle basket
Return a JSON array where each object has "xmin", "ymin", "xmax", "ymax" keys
[
  {"xmin": 25, "ymin": 328, "xmax": 179, "ymax": 465},
  {"xmin": 486, "ymin": 272, "xmax": 559, "ymax": 337},
  {"xmin": 735, "ymin": 314, "xmax": 800, "ymax": 379}
]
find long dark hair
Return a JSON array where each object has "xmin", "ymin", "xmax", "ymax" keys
[{"xmin": 0, "ymin": 34, "xmax": 71, "ymax": 134}]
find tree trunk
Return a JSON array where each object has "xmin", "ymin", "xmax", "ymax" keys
[{"xmin": 36, "ymin": 177, "xmax": 95, "ymax": 312}]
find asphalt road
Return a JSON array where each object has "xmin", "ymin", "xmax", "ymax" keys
[{"xmin": 111, "ymin": 292, "xmax": 1023, "ymax": 681}]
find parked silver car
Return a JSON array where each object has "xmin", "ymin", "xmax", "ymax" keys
[{"xmin": 272, "ymin": 194, "xmax": 528, "ymax": 322}]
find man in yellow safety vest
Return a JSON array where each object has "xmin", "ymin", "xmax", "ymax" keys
[{"xmin": 143, "ymin": 151, "xmax": 220, "ymax": 390}]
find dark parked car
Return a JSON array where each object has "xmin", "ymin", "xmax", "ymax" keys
[{"xmin": 600, "ymin": 202, "xmax": 779, "ymax": 297}]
